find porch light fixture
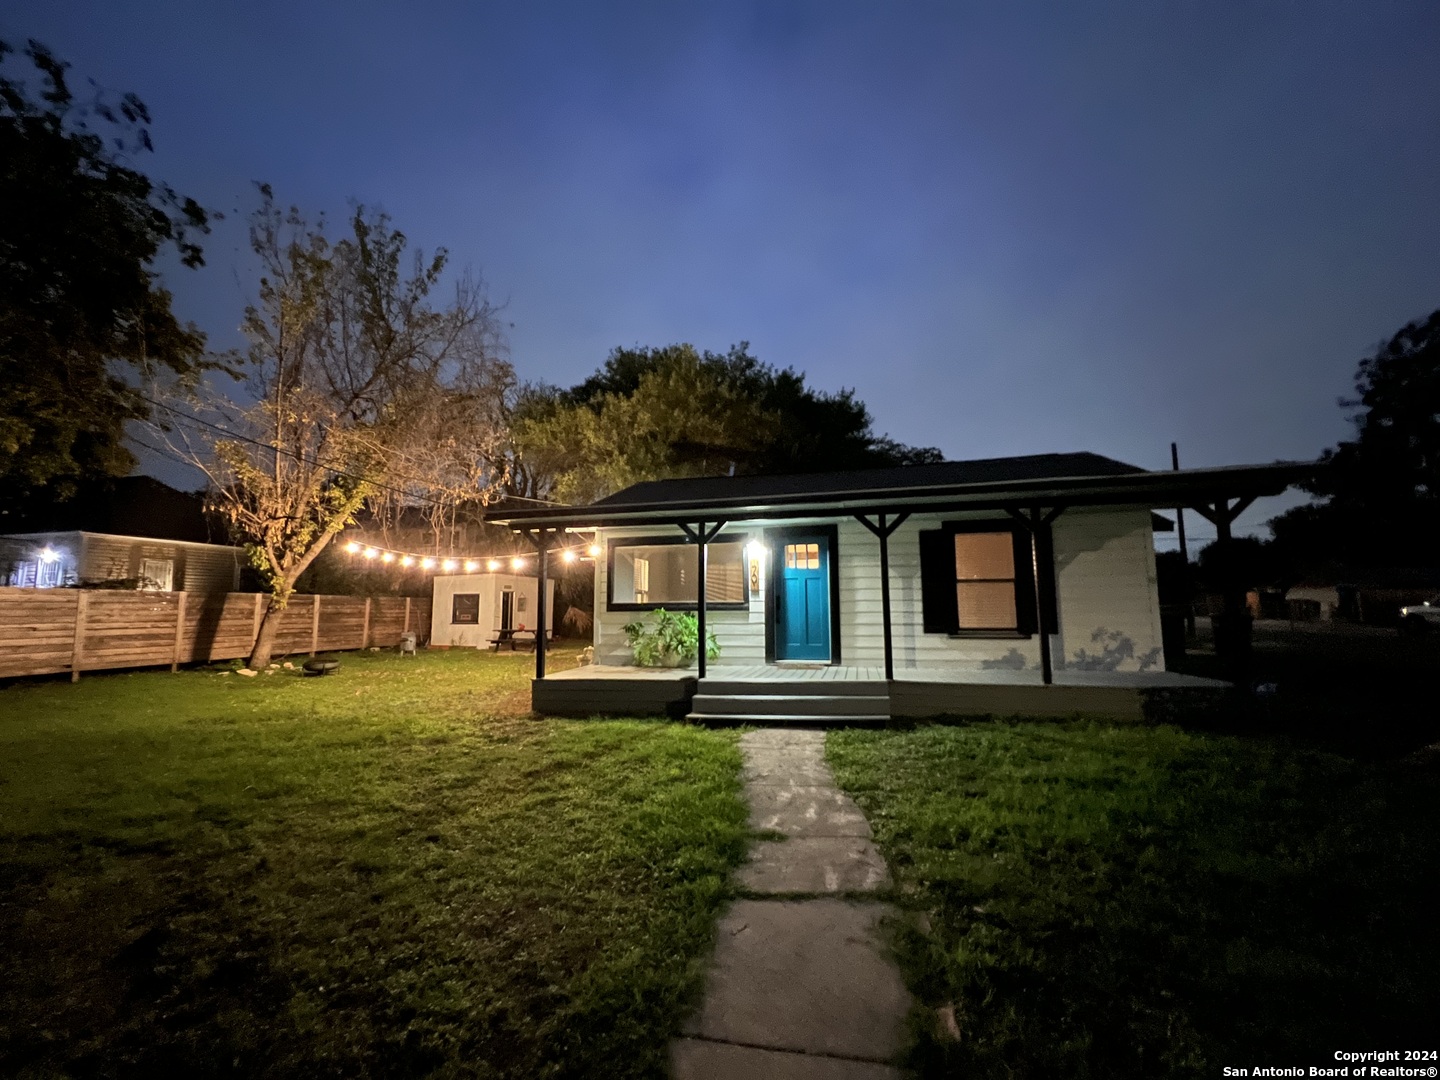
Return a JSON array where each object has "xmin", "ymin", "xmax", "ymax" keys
[
  {"xmin": 486, "ymin": 558, "xmax": 501, "ymax": 571},
  {"xmin": 746, "ymin": 540, "xmax": 766, "ymax": 559},
  {"xmin": 39, "ymin": 546, "xmax": 60, "ymax": 564}
]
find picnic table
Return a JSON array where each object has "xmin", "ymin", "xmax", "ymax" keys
[{"xmin": 489, "ymin": 629, "xmax": 548, "ymax": 652}]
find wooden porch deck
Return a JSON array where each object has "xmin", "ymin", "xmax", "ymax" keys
[
  {"xmin": 541, "ymin": 663, "xmax": 1225, "ymax": 688},
  {"xmin": 532, "ymin": 663, "xmax": 1227, "ymax": 721}
]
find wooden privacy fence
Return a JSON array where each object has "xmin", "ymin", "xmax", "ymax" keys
[{"xmin": 0, "ymin": 588, "xmax": 432, "ymax": 681}]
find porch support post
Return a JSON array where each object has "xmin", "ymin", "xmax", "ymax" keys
[
  {"xmin": 1007, "ymin": 507, "xmax": 1064, "ymax": 686},
  {"xmin": 855, "ymin": 511, "xmax": 910, "ymax": 682},
  {"xmin": 1191, "ymin": 496, "xmax": 1256, "ymax": 684},
  {"xmin": 679, "ymin": 521, "xmax": 726, "ymax": 681},
  {"xmin": 536, "ymin": 528, "xmax": 549, "ymax": 680},
  {"xmin": 521, "ymin": 528, "xmax": 552, "ymax": 679}
]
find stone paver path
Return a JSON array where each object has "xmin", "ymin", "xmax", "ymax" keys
[{"xmin": 671, "ymin": 729, "xmax": 912, "ymax": 1079}]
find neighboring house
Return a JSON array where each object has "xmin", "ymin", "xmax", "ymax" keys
[
  {"xmin": 0, "ymin": 531, "xmax": 244, "ymax": 594},
  {"xmin": 430, "ymin": 571, "xmax": 555, "ymax": 648},
  {"xmin": 491, "ymin": 452, "xmax": 1310, "ymax": 720}
]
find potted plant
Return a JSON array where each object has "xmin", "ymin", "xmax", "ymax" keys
[{"xmin": 622, "ymin": 608, "xmax": 720, "ymax": 667}]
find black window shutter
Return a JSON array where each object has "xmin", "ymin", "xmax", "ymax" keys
[
  {"xmin": 918, "ymin": 529, "xmax": 958, "ymax": 633},
  {"xmin": 1011, "ymin": 528, "xmax": 1039, "ymax": 635}
]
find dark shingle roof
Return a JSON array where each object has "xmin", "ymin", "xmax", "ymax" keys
[{"xmin": 591, "ymin": 452, "xmax": 1147, "ymax": 508}]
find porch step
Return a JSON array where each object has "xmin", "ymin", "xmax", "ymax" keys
[
  {"xmin": 688, "ymin": 678, "xmax": 892, "ymax": 724},
  {"xmin": 698, "ymin": 679, "xmax": 890, "ymax": 697},
  {"xmin": 687, "ymin": 713, "xmax": 892, "ymax": 725},
  {"xmin": 691, "ymin": 693, "xmax": 891, "ymax": 718}
]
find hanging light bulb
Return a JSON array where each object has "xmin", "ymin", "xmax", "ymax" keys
[
  {"xmin": 587, "ymin": 543, "xmax": 601, "ymax": 557},
  {"xmin": 420, "ymin": 557, "xmax": 436, "ymax": 570},
  {"xmin": 363, "ymin": 548, "xmax": 379, "ymax": 560},
  {"xmin": 463, "ymin": 559, "xmax": 478, "ymax": 572},
  {"xmin": 561, "ymin": 549, "xmax": 577, "ymax": 564},
  {"xmin": 345, "ymin": 541, "xmax": 361, "ymax": 554},
  {"xmin": 381, "ymin": 552, "xmax": 395, "ymax": 563},
  {"xmin": 510, "ymin": 556, "xmax": 524, "ymax": 570},
  {"xmin": 400, "ymin": 555, "xmax": 415, "ymax": 568},
  {"xmin": 486, "ymin": 558, "xmax": 500, "ymax": 572},
  {"xmin": 441, "ymin": 559, "xmax": 458, "ymax": 572}
]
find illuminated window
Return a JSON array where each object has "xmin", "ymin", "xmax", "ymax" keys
[
  {"xmin": 139, "ymin": 558, "xmax": 174, "ymax": 592},
  {"xmin": 609, "ymin": 538, "xmax": 747, "ymax": 608},
  {"xmin": 783, "ymin": 543, "xmax": 820, "ymax": 569},
  {"xmin": 953, "ymin": 532, "xmax": 1017, "ymax": 630}
]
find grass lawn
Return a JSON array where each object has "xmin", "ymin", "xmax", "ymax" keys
[
  {"xmin": 0, "ymin": 648, "xmax": 747, "ymax": 1078},
  {"xmin": 827, "ymin": 720, "xmax": 1440, "ymax": 1078}
]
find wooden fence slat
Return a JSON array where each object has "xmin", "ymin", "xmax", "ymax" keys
[
  {"xmin": 310, "ymin": 595, "xmax": 321, "ymax": 656},
  {"xmin": 70, "ymin": 592, "xmax": 89, "ymax": 683}
]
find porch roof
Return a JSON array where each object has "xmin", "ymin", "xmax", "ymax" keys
[{"xmin": 488, "ymin": 452, "xmax": 1315, "ymax": 529}]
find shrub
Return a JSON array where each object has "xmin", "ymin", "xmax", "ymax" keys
[{"xmin": 622, "ymin": 609, "xmax": 720, "ymax": 667}]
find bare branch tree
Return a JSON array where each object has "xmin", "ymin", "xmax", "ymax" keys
[{"xmin": 156, "ymin": 187, "xmax": 510, "ymax": 668}]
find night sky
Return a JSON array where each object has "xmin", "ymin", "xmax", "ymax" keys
[{"xmin": 8, "ymin": 2, "xmax": 1440, "ymax": 542}]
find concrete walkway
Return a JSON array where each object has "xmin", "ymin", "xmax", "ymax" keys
[{"xmin": 671, "ymin": 729, "xmax": 912, "ymax": 1079}]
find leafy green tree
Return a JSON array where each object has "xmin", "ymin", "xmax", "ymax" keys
[
  {"xmin": 0, "ymin": 39, "xmax": 209, "ymax": 514},
  {"xmin": 1269, "ymin": 308, "xmax": 1440, "ymax": 572},
  {"xmin": 514, "ymin": 343, "xmax": 941, "ymax": 503}
]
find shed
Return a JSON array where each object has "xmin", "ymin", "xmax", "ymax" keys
[{"xmin": 430, "ymin": 572, "xmax": 556, "ymax": 648}]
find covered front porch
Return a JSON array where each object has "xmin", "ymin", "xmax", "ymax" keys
[{"xmin": 532, "ymin": 662, "xmax": 1229, "ymax": 722}]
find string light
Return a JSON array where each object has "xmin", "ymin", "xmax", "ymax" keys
[{"xmin": 336, "ymin": 535, "xmax": 599, "ymax": 573}]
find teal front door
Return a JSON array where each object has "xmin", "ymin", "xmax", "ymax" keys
[{"xmin": 776, "ymin": 536, "xmax": 831, "ymax": 660}]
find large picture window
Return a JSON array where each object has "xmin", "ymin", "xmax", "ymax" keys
[{"xmin": 608, "ymin": 537, "xmax": 748, "ymax": 610}]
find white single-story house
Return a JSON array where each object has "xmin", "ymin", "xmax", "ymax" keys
[
  {"xmin": 430, "ymin": 571, "xmax": 555, "ymax": 648},
  {"xmin": 490, "ymin": 452, "xmax": 1311, "ymax": 721},
  {"xmin": 0, "ymin": 531, "xmax": 244, "ymax": 595}
]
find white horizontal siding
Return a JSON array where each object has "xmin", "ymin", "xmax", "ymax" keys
[{"xmin": 592, "ymin": 507, "xmax": 1162, "ymax": 673}]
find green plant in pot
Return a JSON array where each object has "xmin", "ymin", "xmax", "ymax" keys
[{"xmin": 622, "ymin": 608, "xmax": 721, "ymax": 667}]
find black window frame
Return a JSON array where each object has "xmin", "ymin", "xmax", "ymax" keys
[
  {"xmin": 919, "ymin": 520, "xmax": 1038, "ymax": 639},
  {"xmin": 451, "ymin": 592, "xmax": 481, "ymax": 625},
  {"xmin": 605, "ymin": 533, "xmax": 752, "ymax": 613}
]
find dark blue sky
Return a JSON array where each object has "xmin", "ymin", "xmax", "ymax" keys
[{"xmin": 9, "ymin": 1, "xmax": 1440, "ymax": 540}]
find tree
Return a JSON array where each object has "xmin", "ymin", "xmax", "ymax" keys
[
  {"xmin": 514, "ymin": 343, "xmax": 941, "ymax": 503},
  {"xmin": 165, "ymin": 189, "xmax": 509, "ymax": 668},
  {"xmin": 1269, "ymin": 308, "xmax": 1440, "ymax": 571},
  {"xmin": 0, "ymin": 39, "xmax": 209, "ymax": 515}
]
